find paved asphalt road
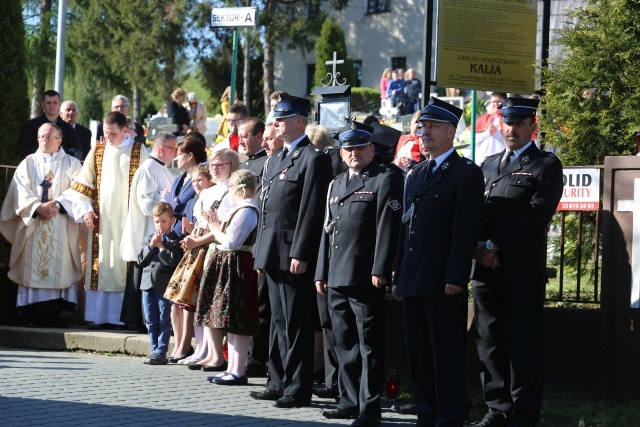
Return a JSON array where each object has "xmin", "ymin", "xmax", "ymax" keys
[{"xmin": 0, "ymin": 346, "xmax": 416, "ymax": 426}]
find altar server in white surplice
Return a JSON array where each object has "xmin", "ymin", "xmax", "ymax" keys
[
  {"xmin": 119, "ymin": 132, "xmax": 178, "ymax": 327},
  {"xmin": 0, "ymin": 123, "xmax": 83, "ymax": 327},
  {"xmin": 60, "ymin": 111, "xmax": 149, "ymax": 328}
]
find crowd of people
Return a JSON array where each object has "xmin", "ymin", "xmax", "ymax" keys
[
  {"xmin": 1, "ymin": 87, "xmax": 563, "ymax": 427},
  {"xmin": 379, "ymin": 67, "xmax": 423, "ymax": 116}
]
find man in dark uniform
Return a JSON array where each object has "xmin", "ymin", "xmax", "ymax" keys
[
  {"xmin": 470, "ymin": 98, "xmax": 563, "ymax": 427},
  {"xmin": 250, "ymin": 94, "xmax": 332, "ymax": 408},
  {"xmin": 237, "ymin": 117, "xmax": 269, "ymax": 377},
  {"xmin": 370, "ymin": 122, "xmax": 404, "ymax": 178},
  {"xmin": 19, "ymin": 90, "xmax": 81, "ymax": 158},
  {"xmin": 315, "ymin": 121, "xmax": 403, "ymax": 426},
  {"xmin": 393, "ymin": 97, "xmax": 485, "ymax": 427},
  {"xmin": 238, "ymin": 117, "xmax": 268, "ymax": 190}
]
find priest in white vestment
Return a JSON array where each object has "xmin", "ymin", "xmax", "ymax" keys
[
  {"xmin": 60, "ymin": 111, "xmax": 149, "ymax": 328},
  {"xmin": 119, "ymin": 132, "xmax": 178, "ymax": 326},
  {"xmin": 0, "ymin": 123, "xmax": 83, "ymax": 326}
]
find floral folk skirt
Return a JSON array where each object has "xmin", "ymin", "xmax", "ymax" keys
[{"xmin": 195, "ymin": 249, "xmax": 259, "ymax": 336}]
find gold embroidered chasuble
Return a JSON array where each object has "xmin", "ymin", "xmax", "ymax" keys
[{"xmin": 67, "ymin": 139, "xmax": 147, "ymax": 292}]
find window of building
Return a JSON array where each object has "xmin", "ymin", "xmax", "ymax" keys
[
  {"xmin": 306, "ymin": 64, "xmax": 316, "ymax": 95},
  {"xmin": 391, "ymin": 57, "xmax": 406, "ymax": 71},
  {"xmin": 366, "ymin": 0, "xmax": 391, "ymax": 14},
  {"xmin": 353, "ymin": 60, "xmax": 362, "ymax": 87}
]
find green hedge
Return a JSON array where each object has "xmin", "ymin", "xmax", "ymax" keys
[{"xmin": 351, "ymin": 87, "xmax": 381, "ymax": 112}]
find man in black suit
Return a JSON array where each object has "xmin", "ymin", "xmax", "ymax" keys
[
  {"xmin": 470, "ymin": 98, "xmax": 563, "ymax": 427},
  {"xmin": 316, "ymin": 121, "xmax": 403, "ymax": 427},
  {"xmin": 60, "ymin": 100, "xmax": 93, "ymax": 159},
  {"xmin": 19, "ymin": 90, "xmax": 80, "ymax": 158},
  {"xmin": 250, "ymin": 94, "xmax": 332, "ymax": 408},
  {"xmin": 238, "ymin": 117, "xmax": 268, "ymax": 189},
  {"xmin": 393, "ymin": 97, "xmax": 485, "ymax": 427},
  {"xmin": 96, "ymin": 95, "xmax": 145, "ymax": 143},
  {"xmin": 237, "ymin": 117, "xmax": 269, "ymax": 377}
]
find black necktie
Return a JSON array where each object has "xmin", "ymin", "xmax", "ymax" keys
[
  {"xmin": 500, "ymin": 150, "xmax": 513, "ymax": 173},
  {"xmin": 422, "ymin": 159, "xmax": 436, "ymax": 185}
]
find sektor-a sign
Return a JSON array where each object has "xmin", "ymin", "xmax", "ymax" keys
[{"xmin": 211, "ymin": 7, "xmax": 257, "ymax": 28}]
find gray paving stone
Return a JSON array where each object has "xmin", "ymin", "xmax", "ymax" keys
[{"xmin": 0, "ymin": 346, "xmax": 416, "ymax": 426}]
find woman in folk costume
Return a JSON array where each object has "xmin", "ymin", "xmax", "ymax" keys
[
  {"xmin": 196, "ymin": 168, "xmax": 261, "ymax": 385},
  {"xmin": 164, "ymin": 164, "xmax": 214, "ymax": 363},
  {"xmin": 0, "ymin": 123, "xmax": 83, "ymax": 327},
  {"xmin": 174, "ymin": 149, "xmax": 239, "ymax": 370}
]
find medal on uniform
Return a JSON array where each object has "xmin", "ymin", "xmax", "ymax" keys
[{"xmin": 280, "ymin": 168, "xmax": 288, "ymax": 179}]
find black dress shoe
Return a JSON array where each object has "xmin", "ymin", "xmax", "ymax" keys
[
  {"xmin": 351, "ymin": 413, "xmax": 381, "ymax": 427},
  {"xmin": 313, "ymin": 384, "xmax": 339, "ymax": 398},
  {"xmin": 211, "ymin": 373, "xmax": 248, "ymax": 385},
  {"xmin": 169, "ymin": 347, "xmax": 195, "ymax": 363},
  {"xmin": 188, "ymin": 363, "xmax": 205, "ymax": 370},
  {"xmin": 249, "ymin": 389, "xmax": 283, "ymax": 401},
  {"xmin": 322, "ymin": 407, "xmax": 358, "ymax": 419},
  {"xmin": 201, "ymin": 361, "xmax": 228, "ymax": 372},
  {"xmin": 272, "ymin": 395, "xmax": 311, "ymax": 408},
  {"xmin": 391, "ymin": 400, "xmax": 416, "ymax": 415},
  {"xmin": 469, "ymin": 410, "xmax": 508, "ymax": 427}
]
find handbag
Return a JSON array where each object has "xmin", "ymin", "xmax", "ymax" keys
[{"xmin": 164, "ymin": 225, "xmax": 209, "ymax": 308}]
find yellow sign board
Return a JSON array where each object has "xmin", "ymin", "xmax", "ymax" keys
[{"xmin": 436, "ymin": 0, "xmax": 538, "ymax": 93}]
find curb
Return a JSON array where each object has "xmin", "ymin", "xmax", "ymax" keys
[{"xmin": 0, "ymin": 326, "xmax": 174, "ymax": 356}]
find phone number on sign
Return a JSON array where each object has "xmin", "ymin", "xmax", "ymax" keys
[{"xmin": 558, "ymin": 202, "xmax": 599, "ymax": 211}]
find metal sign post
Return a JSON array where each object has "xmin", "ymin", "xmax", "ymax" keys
[{"xmin": 211, "ymin": 7, "xmax": 257, "ymax": 104}]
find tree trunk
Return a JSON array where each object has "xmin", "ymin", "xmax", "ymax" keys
[
  {"xmin": 133, "ymin": 83, "xmax": 141, "ymax": 123},
  {"xmin": 263, "ymin": 42, "xmax": 275, "ymax": 118},
  {"xmin": 30, "ymin": 0, "xmax": 52, "ymax": 119},
  {"xmin": 243, "ymin": 29, "xmax": 251, "ymax": 115}
]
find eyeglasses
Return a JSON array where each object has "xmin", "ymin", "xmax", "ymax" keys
[
  {"xmin": 38, "ymin": 134, "xmax": 61, "ymax": 140},
  {"xmin": 163, "ymin": 145, "xmax": 177, "ymax": 151},
  {"xmin": 209, "ymin": 162, "xmax": 230, "ymax": 169},
  {"xmin": 127, "ymin": 127, "xmax": 136, "ymax": 132}
]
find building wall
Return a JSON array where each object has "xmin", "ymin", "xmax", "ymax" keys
[{"xmin": 273, "ymin": 0, "xmax": 586, "ymax": 96}]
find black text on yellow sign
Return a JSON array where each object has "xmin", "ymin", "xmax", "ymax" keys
[{"xmin": 436, "ymin": 0, "xmax": 537, "ymax": 93}]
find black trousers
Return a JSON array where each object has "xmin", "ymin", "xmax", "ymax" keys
[
  {"xmin": 403, "ymin": 294, "xmax": 468, "ymax": 427},
  {"xmin": 472, "ymin": 280, "xmax": 545, "ymax": 427},
  {"xmin": 329, "ymin": 286, "xmax": 385, "ymax": 417},
  {"xmin": 119, "ymin": 262, "xmax": 143, "ymax": 325},
  {"xmin": 317, "ymin": 292, "xmax": 339, "ymax": 387},
  {"xmin": 248, "ymin": 273, "xmax": 271, "ymax": 365},
  {"xmin": 265, "ymin": 269, "xmax": 315, "ymax": 398}
]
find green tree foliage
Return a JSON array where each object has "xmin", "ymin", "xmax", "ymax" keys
[
  {"xmin": 66, "ymin": 0, "xmax": 191, "ymax": 116},
  {"xmin": 23, "ymin": 0, "xmax": 54, "ymax": 118},
  {"xmin": 540, "ymin": 0, "xmax": 640, "ymax": 165},
  {"xmin": 2, "ymin": 1, "xmax": 29, "ymax": 165},
  {"xmin": 314, "ymin": 19, "xmax": 355, "ymax": 89},
  {"xmin": 200, "ymin": 29, "xmax": 265, "ymax": 117}
]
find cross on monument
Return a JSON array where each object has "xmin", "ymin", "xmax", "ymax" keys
[
  {"xmin": 322, "ymin": 51, "xmax": 347, "ymax": 87},
  {"xmin": 617, "ymin": 177, "xmax": 640, "ymax": 308}
]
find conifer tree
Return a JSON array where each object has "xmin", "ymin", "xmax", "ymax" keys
[
  {"xmin": 540, "ymin": 0, "xmax": 640, "ymax": 165},
  {"xmin": 2, "ymin": 0, "xmax": 29, "ymax": 164},
  {"xmin": 314, "ymin": 19, "xmax": 356, "ymax": 88}
]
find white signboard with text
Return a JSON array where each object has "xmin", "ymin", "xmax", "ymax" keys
[
  {"xmin": 211, "ymin": 7, "xmax": 257, "ymax": 28},
  {"xmin": 558, "ymin": 168, "xmax": 600, "ymax": 211}
]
